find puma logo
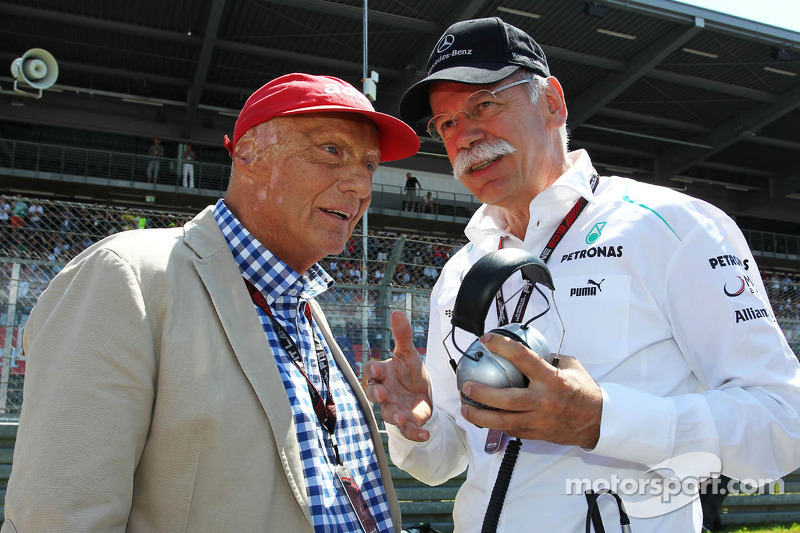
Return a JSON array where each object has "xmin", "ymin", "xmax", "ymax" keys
[{"xmin": 587, "ymin": 279, "xmax": 605, "ymax": 292}]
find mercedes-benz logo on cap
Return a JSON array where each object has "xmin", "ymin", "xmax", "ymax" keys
[{"xmin": 437, "ymin": 34, "xmax": 455, "ymax": 53}]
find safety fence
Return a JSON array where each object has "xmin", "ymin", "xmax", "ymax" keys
[
  {"xmin": 0, "ymin": 138, "xmax": 233, "ymax": 192},
  {"xmin": 0, "ymin": 138, "xmax": 482, "ymax": 221},
  {"xmin": 0, "ymin": 195, "xmax": 798, "ymax": 415},
  {"xmin": 0, "ymin": 195, "xmax": 464, "ymax": 414}
]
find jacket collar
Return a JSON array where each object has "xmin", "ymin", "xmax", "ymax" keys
[{"xmin": 464, "ymin": 149, "xmax": 598, "ymax": 248}]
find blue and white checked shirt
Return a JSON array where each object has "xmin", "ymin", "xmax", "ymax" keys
[{"xmin": 214, "ymin": 200, "xmax": 393, "ymax": 533}]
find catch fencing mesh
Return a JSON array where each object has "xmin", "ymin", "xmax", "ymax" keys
[
  {"xmin": 0, "ymin": 195, "xmax": 798, "ymax": 416},
  {"xmin": 0, "ymin": 195, "xmax": 462, "ymax": 414}
]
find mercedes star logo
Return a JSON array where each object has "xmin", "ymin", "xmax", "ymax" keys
[{"xmin": 437, "ymin": 34, "xmax": 455, "ymax": 53}]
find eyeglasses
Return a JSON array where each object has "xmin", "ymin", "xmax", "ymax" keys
[{"xmin": 426, "ymin": 79, "xmax": 532, "ymax": 142}]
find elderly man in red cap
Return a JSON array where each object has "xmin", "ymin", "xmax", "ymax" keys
[{"xmin": 3, "ymin": 73, "xmax": 419, "ymax": 532}]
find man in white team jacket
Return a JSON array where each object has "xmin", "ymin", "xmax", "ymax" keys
[{"xmin": 365, "ymin": 17, "xmax": 800, "ymax": 533}]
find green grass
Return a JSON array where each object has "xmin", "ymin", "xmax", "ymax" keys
[{"xmin": 721, "ymin": 524, "xmax": 800, "ymax": 533}]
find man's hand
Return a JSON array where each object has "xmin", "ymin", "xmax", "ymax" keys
[
  {"xmin": 460, "ymin": 332, "xmax": 603, "ymax": 449},
  {"xmin": 364, "ymin": 311, "xmax": 433, "ymax": 442}
]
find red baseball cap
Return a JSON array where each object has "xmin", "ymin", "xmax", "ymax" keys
[{"xmin": 225, "ymin": 73, "xmax": 419, "ymax": 162}]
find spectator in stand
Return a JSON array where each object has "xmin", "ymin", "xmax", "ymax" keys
[
  {"xmin": 0, "ymin": 199, "xmax": 10, "ymax": 244},
  {"xmin": 17, "ymin": 263, "xmax": 35, "ymax": 301},
  {"xmin": 421, "ymin": 191, "xmax": 436, "ymax": 214},
  {"xmin": 27, "ymin": 202, "xmax": 43, "ymax": 237},
  {"xmin": 781, "ymin": 273, "xmax": 793, "ymax": 292},
  {"xmin": 98, "ymin": 210, "xmax": 117, "ymax": 236},
  {"xmin": 395, "ymin": 264, "xmax": 410, "ymax": 285},
  {"xmin": 50, "ymin": 236, "xmax": 70, "ymax": 260},
  {"xmin": 10, "ymin": 195, "xmax": 26, "ymax": 229},
  {"xmin": 89, "ymin": 204, "xmax": 105, "ymax": 238},
  {"xmin": 349, "ymin": 263, "xmax": 362, "ymax": 283},
  {"xmin": 422, "ymin": 265, "xmax": 439, "ymax": 285},
  {"xmin": 377, "ymin": 244, "xmax": 388, "ymax": 263},
  {"xmin": 80, "ymin": 233, "xmax": 94, "ymax": 252},
  {"xmin": 59, "ymin": 206, "xmax": 73, "ymax": 238},
  {"xmin": 432, "ymin": 245, "xmax": 445, "ymax": 267},
  {"xmin": 120, "ymin": 209, "xmax": 137, "ymax": 231},
  {"xmin": 345, "ymin": 236, "xmax": 357, "ymax": 257},
  {"xmin": 182, "ymin": 144, "xmax": 196, "ymax": 188},
  {"xmin": 328, "ymin": 258, "xmax": 340, "ymax": 278},
  {"xmin": 402, "ymin": 172, "xmax": 421, "ymax": 211},
  {"xmin": 146, "ymin": 138, "xmax": 164, "ymax": 183}
]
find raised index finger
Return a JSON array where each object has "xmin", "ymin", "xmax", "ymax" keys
[{"xmin": 390, "ymin": 310, "xmax": 418, "ymax": 359}]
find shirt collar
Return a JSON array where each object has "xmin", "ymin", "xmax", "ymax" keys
[
  {"xmin": 465, "ymin": 150, "xmax": 598, "ymax": 245},
  {"xmin": 213, "ymin": 199, "xmax": 333, "ymax": 305}
]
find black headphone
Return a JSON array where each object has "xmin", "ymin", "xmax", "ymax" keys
[{"xmin": 445, "ymin": 248, "xmax": 560, "ymax": 410}]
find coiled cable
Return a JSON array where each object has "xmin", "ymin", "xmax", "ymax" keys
[{"xmin": 480, "ymin": 437, "xmax": 522, "ymax": 533}]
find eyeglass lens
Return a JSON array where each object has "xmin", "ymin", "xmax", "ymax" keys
[{"xmin": 428, "ymin": 90, "xmax": 499, "ymax": 141}]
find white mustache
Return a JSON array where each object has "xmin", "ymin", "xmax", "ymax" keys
[{"xmin": 452, "ymin": 139, "xmax": 516, "ymax": 180}]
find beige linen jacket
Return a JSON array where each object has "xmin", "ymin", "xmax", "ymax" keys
[{"xmin": 2, "ymin": 206, "xmax": 400, "ymax": 532}]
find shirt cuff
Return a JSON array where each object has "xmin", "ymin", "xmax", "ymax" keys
[
  {"xmin": 588, "ymin": 383, "xmax": 677, "ymax": 466},
  {"xmin": 386, "ymin": 406, "xmax": 443, "ymax": 449}
]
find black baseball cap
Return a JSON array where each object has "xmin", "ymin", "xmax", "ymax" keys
[{"xmin": 399, "ymin": 17, "xmax": 550, "ymax": 124}]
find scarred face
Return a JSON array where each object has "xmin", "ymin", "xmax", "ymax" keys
[{"xmin": 226, "ymin": 112, "xmax": 379, "ymax": 272}]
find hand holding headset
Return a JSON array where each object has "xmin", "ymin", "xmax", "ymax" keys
[{"xmin": 445, "ymin": 248, "xmax": 564, "ymax": 410}]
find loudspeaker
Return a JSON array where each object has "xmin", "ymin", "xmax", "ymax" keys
[
  {"xmin": 10, "ymin": 48, "xmax": 59, "ymax": 96},
  {"xmin": 448, "ymin": 248, "xmax": 557, "ymax": 410}
]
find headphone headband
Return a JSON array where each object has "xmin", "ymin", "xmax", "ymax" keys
[{"xmin": 451, "ymin": 249, "xmax": 554, "ymax": 337}]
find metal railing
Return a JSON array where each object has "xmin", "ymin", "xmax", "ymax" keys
[
  {"xmin": 0, "ymin": 138, "xmax": 233, "ymax": 192},
  {"xmin": 0, "ymin": 138, "xmax": 481, "ymax": 222},
  {"xmin": 743, "ymin": 229, "xmax": 800, "ymax": 261},
  {"xmin": 369, "ymin": 183, "xmax": 481, "ymax": 221}
]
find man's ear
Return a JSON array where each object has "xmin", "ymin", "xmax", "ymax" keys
[
  {"xmin": 234, "ymin": 132, "xmax": 257, "ymax": 166},
  {"xmin": 544, "ymin": 76, "xmax": 568, "ymax": 128}
]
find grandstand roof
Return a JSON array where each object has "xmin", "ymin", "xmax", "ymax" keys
[{"xmin": 0, "ymin": 0, "xmax": 799, "ymax": 231}]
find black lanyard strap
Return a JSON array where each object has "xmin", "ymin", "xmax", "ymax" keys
[
  {"xmin": 244, "ymin": 278, "xmax": 337, "ymax": 437},
  {"xmin": 539, "ymin": 173, "xmax": 599, "ymax": 264},
  {"xmin": 495, "ymin": 173, "xmax": 599, "ymax": 325},
  {"xmin": 495, "ymin": 277, "xmax": 535, "ymax": 326}
]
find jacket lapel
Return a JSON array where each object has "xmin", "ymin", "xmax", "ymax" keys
[
  {"xmin": 311, "ymin": 301, "xmax": 403, "ymax": 530},
  {"xmin": 184, "ymin": 208, "xmax": 312, "ymax": 524}
]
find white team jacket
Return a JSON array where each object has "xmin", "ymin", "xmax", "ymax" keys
[{"xmin": 387, "ymin": 150, "xmax": 800, "ymax": 532}]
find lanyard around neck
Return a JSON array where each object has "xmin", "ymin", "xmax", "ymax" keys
[
  {"xmin": 243, "ymin": 278, "xmax": 338, "ymax": 440},
  {"xmin": 495, "ymin": 173, "xmax": 599, "ymax": 325}
]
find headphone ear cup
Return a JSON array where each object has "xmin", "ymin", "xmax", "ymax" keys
[
  {"xmin": 456, "ymin": 336, "xmax": 529, "ymax": 404},
  {"xmin": 485, "ymin": 327, "xmax": 531, "ymax": 389},
  {"xmin": 489, "ymin": 327, "xmax": 531, "ymax": 349},
  {"xmin": 449, "ymin": 249, "xmax": 555, "ymax": 412},
  {"xmin": 492, "ymin": 324, "xmax": 553, "ymax": 366}
]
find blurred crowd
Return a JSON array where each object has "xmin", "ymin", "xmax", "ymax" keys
[
  {"xmin": 763, "ymin": 271, "xmax": 800, "ymax": 319},
  {"xmin": 326, "ymin": 233, "xmax": 460, "ymax": 289},
  {"xmin": 0, "ymin": 194, "xmax": 191, "ymax": 264},
  {"xmin": 1, "ymin": 194, "xmax": 797, "ymax": 323},
  {"xmin": 0, "ymin": 196, "xmax": 466, "ymax": 301},
  {"xmin": 0, "ymin": 195, "xmax": 797, "ymax": 386}
]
